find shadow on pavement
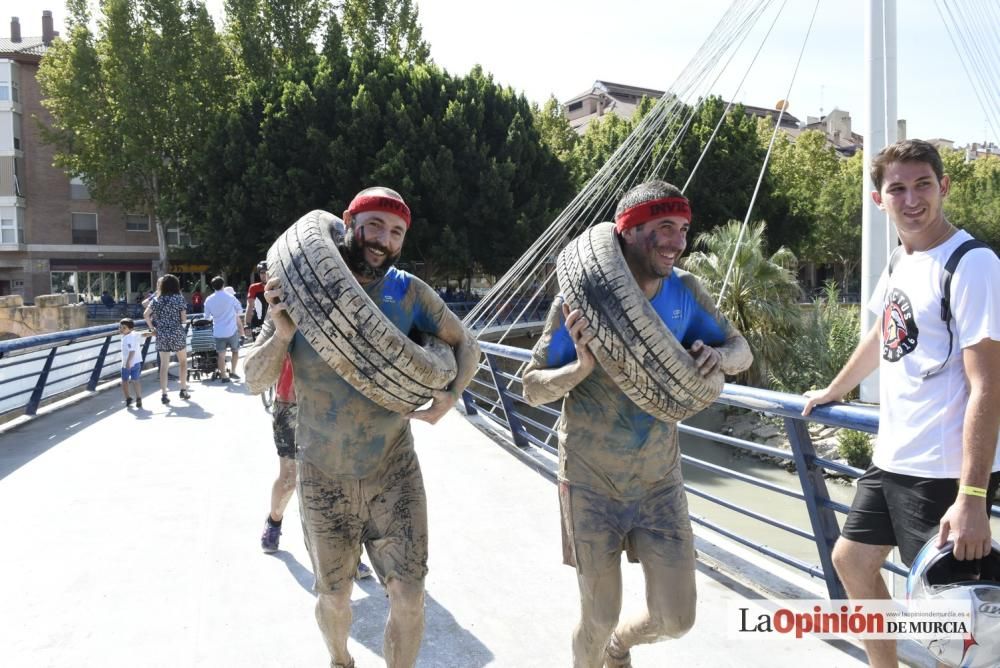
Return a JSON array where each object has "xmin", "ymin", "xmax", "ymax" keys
[
  {"xmin": 269, "ymin": 552, "xmax": 495, "ymax": 667},
  {"xmin": 0, "ymin": 395, "xmax": 120, "ymax": 481}
]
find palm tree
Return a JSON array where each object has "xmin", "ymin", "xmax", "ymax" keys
[{"xmin": 682, "ymin": 220, "xmax": 802, "ymax": 385}]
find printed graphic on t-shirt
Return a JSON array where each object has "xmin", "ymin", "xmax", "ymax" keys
[{"xmin": 881, "ymin": 287, "xmax": 919, "ymax": 362}]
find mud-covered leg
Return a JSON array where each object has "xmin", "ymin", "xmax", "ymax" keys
[{"xmin": 573, "ymin": 566, "xmax": 623, "ymax": 668}]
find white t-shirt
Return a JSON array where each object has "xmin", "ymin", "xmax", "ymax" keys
[
  {"xmin": 120, "ymin": 331, "xmax": 140, "ymax": 368},
  {"xmin": 203, "ymin": 290, "xmax": 243, "ymax": 338},
  {"xmin": 868, "ymin": 229, "xmax": 1000, "ymax": 478}
]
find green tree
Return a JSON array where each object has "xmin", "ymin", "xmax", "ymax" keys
[
  {"xmin": 766, "ymin": 129, "xmax": 863, "ymax": 290},
  {"xmin": 38, "ymin": 0, "xmax": 233, "ymax": 273},
  {"xmin": 340, "ymin": 0, "xmax": 430, "ymax": 64},
  {"xmin": 223, "ymin": 0, "xmax": 326, "ymax": 88},
  {"xmin": 769, "ymin": 282, "xmax": 860, "ymax": 394},
  {"xmin": 184, "ymin": 40, "xmax": 573, "ymax": 279},
  {"xmin": 565, "ymin": 97, "xmax": 774, "ymax": 238},
  {"xmin": 669, "ymin": 99, "xmax": 770, "ymax": 237},
  {"xmin": 943, "ymin": 150, "xmax": 1000, "ymax": 249},
  {"xmin": 682, "ymin": 220, "xmax": 802, "ymax": 385},
  {"xmin": 532, "ymin": 96, "xmax": 578, "ymax": 165}
]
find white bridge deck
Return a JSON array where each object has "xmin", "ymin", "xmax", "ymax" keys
[{"xmin": 0, "ymin": 370, "xmax": 884, "ymax": 667}]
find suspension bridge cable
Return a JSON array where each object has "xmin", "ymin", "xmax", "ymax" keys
[
  {"xmin": 681, "ymin": 0, "xmax": 788, "ymax": 192},
  {"xmin": 464, "ymin": 0, "xmax": 775, "ymax": 335},
  {"xmin": 933, "ymin": 0, "xmax": 1000, "ymax": 143},
  {"xmin": 716, "ymin": 0, "xmax": 821, "ymax": 309}
]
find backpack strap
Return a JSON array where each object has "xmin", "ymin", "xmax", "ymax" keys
[{"xmin": 924, "ymin": 239, "xmax": 994, "ymax": 378}]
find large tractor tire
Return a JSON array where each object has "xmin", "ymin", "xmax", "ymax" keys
[
  {"xmin": 267, "ymin": 210, "xmax": 457, "ymax": 414},
  {"xmin": 556, "ymin": 222, "xmax": 724, "ymax": 423}
]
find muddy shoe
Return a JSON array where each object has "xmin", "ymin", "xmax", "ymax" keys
[
  {"xmin": 604, "ymin": 632, "xmax": 632, "ymax": 668},
  {"xmin": 261, "ymin": 519, "xmax": 281, "ymax": 553}
]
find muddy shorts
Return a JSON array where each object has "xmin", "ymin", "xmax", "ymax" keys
[
  {"xmin": 559, "ymin": 478, "xmax": 695, "ymax": 576},
  {"xmin": 271, "ymin": 401, "xmax": 298, "ymax": 459},
  {"xmin": 298, "ymin": 441, "xmax": 428, "ymax": 593}
]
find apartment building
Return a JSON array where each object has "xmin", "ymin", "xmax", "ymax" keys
[
  {"xmin": 0, "ymin": 12, "xmax": 198, "ymax": 304},
  {"xmin": 563, "ymin": 80, "xmax": 804, "ymax": 135}
]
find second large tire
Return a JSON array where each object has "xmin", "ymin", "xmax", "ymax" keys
[
  {"xmin": 556, "ymin": 222, "xmax": 724, "ymax": 423},
  {"xmin": 267, "ymin": 210, "xmax": 457, "ymax": 414}
]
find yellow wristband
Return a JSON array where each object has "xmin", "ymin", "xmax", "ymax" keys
[{"xmin": 958, "ymin": 484, "xmax": 988, "ymax": 498}]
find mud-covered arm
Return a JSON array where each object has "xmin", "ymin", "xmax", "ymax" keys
[
  {"xmin": 522, "ymin": 358, "xmax": 592, "ymax": 407},
  {"xmin": 522, "ymin": 297, "xmax": 594, "ymax": 406},
  {"xmin": 684, "ymin": 273, "xmax": 753, "ymax": 375},
  {"xmin": 407, "ymin": 280, "xmax": 480, "ymax": 425},
  {"xmin": 434, "ymin": 309, "xmax": 481, "ymax": 403},
  {"xmin": 244, "ymin": 314, "xmax": 292, "ymax": 395}
]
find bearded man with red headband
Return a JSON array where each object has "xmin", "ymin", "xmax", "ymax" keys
[
  {"xmin": 523, "ymin": 180, "xmax": 751, "ymax": 667},
  {"xmin": 244, "ymin": 186, "xmax": 480, "ymax": 668}
]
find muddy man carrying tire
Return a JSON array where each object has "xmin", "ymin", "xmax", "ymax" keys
[
  {"xmin": 523, "ymin": 180, "xmax": 753, "ymax": 668},
  {"xmin": 245, "ymin": 187, "xmax": 480, "ymax": 668}
]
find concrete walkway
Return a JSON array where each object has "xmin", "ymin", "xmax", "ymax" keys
[{"xmin": 0, "ymin": 372, "xmax": 873, "ymax": 667}]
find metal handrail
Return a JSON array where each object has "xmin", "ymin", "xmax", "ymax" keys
[
  {"xmin": 0, "ymin": 323, "xmax": 155, "ymax": 418},
  {"xmin": 466, "ymin": 340, "xmax": 1000, "ymax": 599},
  {"xmin": 0, "ymin": 302, "xmax": 496, "ymax": 419}
]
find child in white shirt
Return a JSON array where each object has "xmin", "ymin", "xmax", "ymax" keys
[{"xmin": 119, "ymin": 318, "xmax": 142, "ymax": 409}]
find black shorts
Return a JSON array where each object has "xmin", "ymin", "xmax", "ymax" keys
[
  {"xmin": 272, "ymin": 401, "xmax": 298, "ymax": 459},
  {"xmin": 841, "ymin": 466, "xmax": 1000, "ymax": 566}
]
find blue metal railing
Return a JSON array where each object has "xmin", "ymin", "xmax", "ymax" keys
[
  {"xmin": 85, "ymin": 304, "xmax": 147, "ymax": 320},
  {"xmin": 464, "ymin": 340, "xmax": 1000, "ymax": 600},
  {"xmin": 0, "ymin": 299, "xmax": 519, "ymax": 420},
  {"xmin": 0, "ymin": 324, "xmax": 155, "ymax": 418}
]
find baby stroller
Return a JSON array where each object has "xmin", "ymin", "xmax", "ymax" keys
[{"xmin": 188, "ymin": 317, "xmax": 217, "ymax": 381}]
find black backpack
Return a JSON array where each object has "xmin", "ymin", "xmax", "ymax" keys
[{"xmin": 887, "ymin": 238, "xmax": 996, "ymax": 377}]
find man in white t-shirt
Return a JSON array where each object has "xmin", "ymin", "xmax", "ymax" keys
[
  {"xmin": 203, "ymin": 275, "xmax": 246, "ymax": 382},
  {"xmin": 803, "ymin": 139, "xmax": 1000, "ymax": 668}
]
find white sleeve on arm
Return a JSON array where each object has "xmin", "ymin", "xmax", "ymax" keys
[
  {"xmin": 867, "ymin": 268, "xmax": 888, "ymax": 317},
  {"xmin": 952, "ymin": 249, "xmax": 1000, "ymax": 348}
]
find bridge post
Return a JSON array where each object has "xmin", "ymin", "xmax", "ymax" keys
[
  {"xmin": 784, "ymin": 417, "xmax": 847, "ymax": 600},
  {"xmin": 140, "ymin": 334, "xmax": 153, "ymax": 365},
  {"xmin": 87, "ymin": 335, "xmax": 113, "ymax": 391},
  {"xmin": 26, "ymin": 347, "xmax": 58, "ymax": 416},
  {"xmin": 485, "ymin": 353, "xmax": 529, "ymax": 448},
  {"xmin": 461, "ymin": 390, "xmax": 478, "ymax": 415}
]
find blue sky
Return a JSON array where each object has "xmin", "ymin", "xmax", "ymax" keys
[{"xmin": 9, "ymin": 0, "xmax": 993, "ymax": 145}]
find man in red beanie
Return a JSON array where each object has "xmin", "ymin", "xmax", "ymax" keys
[
  {"xmin": 245, "ymin": 186, "xmax": 480, "ymax": 668},
  {"xmin": 523, "ymin": 180, "xmax": 751, "ymax": 667}
]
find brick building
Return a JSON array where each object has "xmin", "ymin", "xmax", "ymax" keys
[{"xmin": 0, "ymin": 11, "xmax": 190, "ymax": 304}]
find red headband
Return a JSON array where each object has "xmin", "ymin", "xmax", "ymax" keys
[
  {"xmin": 347, "ymin": 194, "xmax": 412, "ymax": 228},
  {"xmin": 615, "ymin": 196, "xmax": 691, "ymax": 232}
]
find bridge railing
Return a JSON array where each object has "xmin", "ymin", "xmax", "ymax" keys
[
  {"xmin": 0, "ymin": 300, "xmax": 503, "ymax": 421},
  {"xmin": 464, "ymin": 340, "xmax": 1000, "ymax": 600},
  {"xmin": 0, "ymin": 324, "xmax": 156, "ymax": 419}
]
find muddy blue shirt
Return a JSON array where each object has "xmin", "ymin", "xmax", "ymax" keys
[
  {"xmin": 531, "ymin": 269, "xmax": 732, "ymax": 498},
  {"xmin": 290, "ymin": 267, "xmax": 450, "ymax": 479}
]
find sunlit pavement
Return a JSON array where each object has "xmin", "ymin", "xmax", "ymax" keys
[{"xmin": 0, "ymin": 371, "xmax": 874, "ymax": 667}]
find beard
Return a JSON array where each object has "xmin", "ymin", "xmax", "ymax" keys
[{"xmin": 339, "ymin": 227, "xmax": 400, "ymax": 281}]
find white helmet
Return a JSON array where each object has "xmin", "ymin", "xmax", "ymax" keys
[{"xmin": 906, "ymin": 536, "xmax": 1000, "ymax": 668}]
